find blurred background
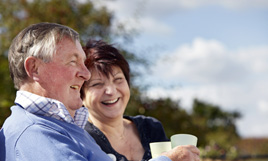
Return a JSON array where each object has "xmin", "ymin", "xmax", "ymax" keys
[{"xmin": 0, "ymin": 0, "xmax": 267, "ymax": 160}]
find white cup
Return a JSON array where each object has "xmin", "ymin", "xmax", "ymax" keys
[
  {"xmin": 170, "ymin": 134, "xmax": 198, "ymax": 148},
  {"xmin": 150, "ymin": 141, "xmax": 172, "ymax": 158}
]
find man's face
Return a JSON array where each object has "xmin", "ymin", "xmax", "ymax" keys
[{"xmin": 37, "ymin": 38, "xmax": 91, "ymax": 116}]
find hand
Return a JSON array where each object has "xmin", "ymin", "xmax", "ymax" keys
[{"xmin": 162, "ymin": 145, "xmax": 200, "ymax": 161}]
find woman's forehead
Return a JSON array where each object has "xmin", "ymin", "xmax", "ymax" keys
[{"xmin": 90, "ymin": 66, "xmax": 122, "ymax": 76}]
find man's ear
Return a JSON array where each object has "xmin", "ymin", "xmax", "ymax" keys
[{"xmin": 24, "ymin": 56, "xmax": 41, "ymax": 81}]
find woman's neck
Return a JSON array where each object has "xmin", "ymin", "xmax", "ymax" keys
[
  {"xmin": 89, "ymin": 115, "xmax": 126, "ymax": 138},
  {"xmin": 89, "ymin": 115, "xmax": 144, "ymax": 161}
]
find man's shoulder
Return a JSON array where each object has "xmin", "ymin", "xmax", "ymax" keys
[
  {"xmin": 0, "ymin": 105, "xmax": 88, "ymax": 160},
  {"xmin": 2, "ymin": 105, "xmax": 34, "ymax": 132},
  {"xmin": 0, "ymin": 105, "xmax": 71, "ymax": 142}
]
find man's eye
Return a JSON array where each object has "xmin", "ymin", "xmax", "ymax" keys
[{"xmin": 70, "ymin": 60, "xmax": 77, "ymax": 65}]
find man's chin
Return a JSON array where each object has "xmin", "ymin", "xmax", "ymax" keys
[
  {"xmin": 70, "ymin": 100, "xmax": 83, "ymax": 110},
  {"xmin": 66, "ymin": 102, "xmax": 83, "ymax": 117}
]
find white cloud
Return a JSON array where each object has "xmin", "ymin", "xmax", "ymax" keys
[
  {"xmin": 144, "ymin": 0, "xmax": 268, "ymax": 11},
  {"xmin": 91, "ymin": 0, "xmax": 268, "ymax": 41},
  {"xmin": 94, "ymin": 0, "xmax": 268, "ymax": 18},
  {"xmin": 145, "ymin": 37, "xmax": 268, "ymax": 137},
  {"xmin": 146, "ymin": 38, "xmax": 268, "ymax": 106},
  {"xmin": 258, "ymin": 100, "xmax": 268, "ymax": 114},
  {"xmin": 138, "ymin": 17, "xmax": 174, "ymax": 36},
  {"xmin": 237, "ymin": 113, "xmax": 268, "ymax": 138},
  {"xmin": 236, "ymin": 47, "xmax": 268, "ymax": 73},
  {"xmin": 91, "ymin": 0, "xmax": 174, "ymax": 36},
  {"xmin": 150, "ymin": 37, "xmax": 252, "ymax": 84},
  {"xmin": 218, "ymin": 0, "xmax": 268, "ymax": 10}
]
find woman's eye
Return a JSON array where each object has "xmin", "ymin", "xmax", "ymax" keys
[
  {"xmin": 90, "ymin": 83, "xmax": 103, "ymax": 87},
  {"xmin": 115, "ymin": 77, "xmax": 123, "ymax": 82}
]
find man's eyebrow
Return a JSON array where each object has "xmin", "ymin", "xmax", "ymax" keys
[
  {"xmin": 70, "ymin": 53, "xmax": 86, "ymax": 61},
  {"xmin": 81, "ymin": 53, "xmax": 87, "ymax": 61},
  {"xmin": 83, "ymin": 56, "xmax": 87, "ymax": 61},
  {"xmin": 69, "ymin": 53, "xmax": 78, "ymax": 59}
]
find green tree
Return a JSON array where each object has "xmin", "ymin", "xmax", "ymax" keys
[
  {"xmin": 125, "ymin": 96, "xmax": 196, "ymax": 139},
  {"xmin": 143, "ymin": 98, "xmax": 193, "ymax": 138},
  {"xmin": 191, "ymin": 99, "xmax": 241, "ymax": 159},
  {"xmin": 0, "ymin": 54, "xmax": 14, "ymax": 125},
  {"xmin": 125, "ymin": 95, "xmax": 242, "ymax": 159},
  {"xmin": 192, "ymin": 99, "xmax": 241, "ymax": 143}
]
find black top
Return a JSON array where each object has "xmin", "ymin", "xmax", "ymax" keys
[{"xmin": 84, "ymin": 115, "xmax": 169, "ymax": 161}]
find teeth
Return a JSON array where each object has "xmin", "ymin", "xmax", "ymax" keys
[
  {"xmin": 70, "ymin": 85, "xmax": 79, "ymax": 89},
  {"xmin": 103, "ymin": 98, "xmax": 119, "ymax": 104}
]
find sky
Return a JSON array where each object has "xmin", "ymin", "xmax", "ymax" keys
[{"xmin": 93, "ymin": 0, "xmax": 268, "ymax": 138}]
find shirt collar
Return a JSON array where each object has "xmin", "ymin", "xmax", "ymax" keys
[{"xmin": 15, "ymin": 90, "xmax": 89, "ymax": 128}]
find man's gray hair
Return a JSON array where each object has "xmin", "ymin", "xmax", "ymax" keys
[{"xmin": 8, "ymin": 22, "xmax": 79, "ymax": 89}]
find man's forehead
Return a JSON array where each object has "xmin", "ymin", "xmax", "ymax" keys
[{"xmin": 55, "ymin": 39, "xmax": 84, "ymax": 57}]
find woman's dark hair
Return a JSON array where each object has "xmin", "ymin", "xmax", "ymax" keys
[{"xmin": 81, "ymin": 40, "xmax": 130, "ymax": 99}]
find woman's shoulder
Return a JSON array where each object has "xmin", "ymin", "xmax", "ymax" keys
[
  {"xmin": 84, "ymin": 121, "xmax": 107, "ymax": 141},
  {"xmin": 124, "ymin": 115, "xmax": 165, "ymax": 133},
  {"xmin": 125, "ymin": 115, "xmax": 169, "ymax": 143},
  {"xmin": 125, "ymin": 115, "xmax": 162, "ymax": 124}
]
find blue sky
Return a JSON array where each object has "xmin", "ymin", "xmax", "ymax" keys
[{"xmin": 93, "ymin": 0, "xmax": 268, "ymax": 138}]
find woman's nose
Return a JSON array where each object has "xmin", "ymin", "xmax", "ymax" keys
[{"xmin": 105, "ymin": 84, "xmax": 116, "ymax": 95}]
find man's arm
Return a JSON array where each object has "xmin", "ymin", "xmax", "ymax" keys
[
  {"xmin": 15, "ymin": 124, "xmax": 112, "ymax": 161},
  {"xmin": 150, "ymin": 145, "xmax": 200, "ymax": 161}
]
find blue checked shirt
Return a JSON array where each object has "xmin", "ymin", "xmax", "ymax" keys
[{"xmin": 15, "ymin": 90, "xmax": 89, "ymax": 128}]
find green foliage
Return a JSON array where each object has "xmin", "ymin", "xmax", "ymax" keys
[
  {"xmin": 125, "ymin": 96, "xmax": 242, "ymax": 159},
  {"xmin": 0, "ymin": 0, "xmax": 114, "ymax": 46},
  {"xmin": 192, "ymin": 99, "xmax": 241, "ymax": 146},
  {"xmin": 0, "ymin": 55, "xmax": 14, "ymax": 125}
]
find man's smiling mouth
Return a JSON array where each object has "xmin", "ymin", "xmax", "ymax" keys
[{"xmin": 70, "ymin": 85, "xmax": 79, "ymax": 89}]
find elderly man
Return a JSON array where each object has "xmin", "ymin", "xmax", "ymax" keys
[
  {"xmin": 0, "ymin": 22, "xmax": 112, "ymax": 161},
  {"xmin": 0, "ymin": 22, "xmax": 199, "ymax": 161}
]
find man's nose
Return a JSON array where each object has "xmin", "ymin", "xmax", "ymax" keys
[{"xmin": 78, "ymin": 64, "xmax": 91, "ymax": 81}]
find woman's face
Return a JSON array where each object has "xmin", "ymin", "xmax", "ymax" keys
[{"xmin": 82, "ymin": 66, "xmax": 130, "ymax": 121}]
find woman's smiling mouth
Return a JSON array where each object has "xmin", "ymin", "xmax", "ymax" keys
[{"xmin": 102, "ymin": 98, "xmax": 120, "ymax": 105}]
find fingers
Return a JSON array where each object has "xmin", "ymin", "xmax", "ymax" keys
[
  {"xmin": 172, "ymin": 145, "xmax": 200, "ymax": 161},
  {"xmin": 185, "ymin": 145, "xmax": 200, "ymax": 155},
  {"xmin": 196, "ymin": 153, "xmax": 201, "ymax": 161},
  {"xmin": 161, "ymin": 145, "xmax": 201, "ymax": 161},
  {"xmin": 187, "ymin": 145, "xmax": 200, "ymax": 161}
]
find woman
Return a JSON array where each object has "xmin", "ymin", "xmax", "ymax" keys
[{"xmin": 81, "ymin": 40, "xmax": 169, "ymax": 161}]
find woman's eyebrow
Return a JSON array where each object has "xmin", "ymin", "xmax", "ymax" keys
[
  {"xmin": 90, "ymin": 78, "xmax": 102, "ymax": 81},
  {"xmin": 112, "ymin": 71, "xmax": 123, "ymax": 76}
]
